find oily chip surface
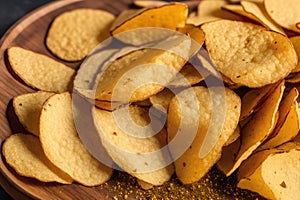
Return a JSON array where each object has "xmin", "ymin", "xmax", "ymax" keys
[
  {"xmin": 13, "ymin": 91, "xmax": 54, "ymax": 136},
  {"xmin": 7, "ymin": 47, "xmax": 75, "ymax": 93},
  {"xmin": 2, "ymin": 133, "xmax": 73, "ymax": 184},
  {"xmin": 46, "ymin": 9, "xmax": 115, "ymax": 61},
  {"xmin": 39, "ymin": 93, "xmax": 113, "ymax": 186},
  {"xmin": 201, "ymin": 20, "xmax": 297, "ymax": 88}
]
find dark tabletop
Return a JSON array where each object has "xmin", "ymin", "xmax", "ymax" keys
[{"xmin": 0, "ymin": 0, "xmax": 52, "ymax": 199}]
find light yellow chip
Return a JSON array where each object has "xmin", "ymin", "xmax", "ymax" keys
[
  {"xmin": 290, "ymin": 36, "xmax": 300, "ymax": 73},
  {"xmin": 240, "ymin": 82, "xmax": 280, "ymax": 120},
  {"xmin": 202, "ymin": 20, "xmax": 297, "ymax": 88},
  {"xmin": 46, "ymin": 9, "xmax": 115, "ymax": 61},
  {"xmin": 221, "ymin": 4, "xmax": 261, "ymax": 22},
  {"xmin": 264, "ymin": 0, "xmax": 300, "ymax": 33},
  {"xmin": 237, "ymin": 142, "xmax": 300, "ymax": 200},
  {"xmin": 258, "ymin": 87, "xmax": 300, "ymax": 151},
  {"xmin": 168, "ymin": 64, "xmax": 204, "ymax": 88},
  {"xmin": 111, "ymin": 3, "xmax": 187, "ymax": 35},
  {"xmin": 7, "ymin": 47, "xmax": 75, "ymax": 93},
  {"xmin": 13, "ymin": 91, "xmax": 54, "ymax": 136},
  {"xmin": 92, "ymin": 105, "xmax": 174, "ymax": 186},
  {"xmin": 216, "ymin": 137, "xmax": 240, "ymax": 176},
  {"xmin": 187, "ymin": 0, "xmax": 244, "ymax": 26},
  {"xmin": 95, "ymin": 34, "xmax": 191, "ymax": 102},
  {"xmin": 241, "ymin": 0, "xmax": 285, "ymax": 35},
  {"xmin": 2, "ymin": 133, "xmax": 73, "ymax": 184},
  {"xmin": 167, "ymin": 86, "xmax": 241, "ymax": 184},
  {"xmin": 39, "ymin": 93, "xmax": 113, "ymax": 186},
  {"xmin": 149, "ymin": 88, "xmax": 174, "ymax": 112},
  {"xmin": 226, "ymin": 81, "xmax": 284, "ymax": 176}
]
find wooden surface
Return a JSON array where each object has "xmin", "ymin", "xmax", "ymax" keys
[{"xmin": 0, "ymin": 0, "xmax": 131, "ymax": 199}]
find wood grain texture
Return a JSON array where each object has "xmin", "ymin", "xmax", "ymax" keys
[{"xmin": 0, "ymin": 0, "xmax": 131, "ymax": 199}]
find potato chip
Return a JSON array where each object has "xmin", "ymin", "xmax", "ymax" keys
[
  {"xmin": 289, "ymin": 36, "xmax": 300, "ymax": 73},
  {"xmin": 237, "ymin": 142, "xmax": 300, "ymax": 200},
  {"xmin": 258, "ymin": 87, "xmax": 300, "ymax": 151},
  {"xmin": 134, "ymin": 0, "xmax": 167, "ymax": 8},
  {"xmin": 39, "ymin": 93, "xmax": 113, "ymax": 186},
  {"xmin": 137, "ymin": 179, "xmax": 154, "ymax": 190},
  {"xmin": 264, "ymin": 0, "xmax": 300, "ymax": 33},
  {"xmin": 111, "ymin": 3, "xmax": 187, "ymax": 36},
  {"xmin": 226, "ymin": 81, "xmax": 284, "ymax": 175},
  {"xmin": 241, "ymin": 0, "xmax": 285, "ymax": 35},
  {"xmin": 186, "ymin": 0, "xmax": 244, "ymax": 26},
  {"xmin": 176, "ymin": 24, "xmax": 205, "ymax": 52},
  {"xmin": 2, "ymin": 133, "xmax": 73, "ymax": 184},
  {"xmin": 216, "ymin": 137, "xmax": 240, "ymax": 176},
  {"xmin": 202, "ymin": 20, "xmax": 297, "ymax": 88},
  {"xmin": 221, "ymin": 4, "xmax": 260, "ymax": 22},
  {"xmin": 167, "ymin": 86, "xmax": 241, "ymax": 184},
  {"xmin": 149, "ymin": 88, "xmax": 174, "ymax": 112},
  {"xmin": 240, "ymin": 82, "xmax": 280, "ymax": 120},
  {"xmin": 13, "ymin": 91, "xmax": 54, "ymax": 136},
  {"xmin": 95, "ymin": 34, "xmax": 191, "ymax": 102},
  {"xmin": 7, "ymin": 47, "xmax": 75, "ymax": 93},
  {"xmin": 168, "ymin": 64, "xmax": 204, "ymax": 88},
  {"xmin": 92, "ymin": 105, "xmax": 174, "ymax": 186},
  {"xmin": 46, "ymin": 9, "xmax": 115, "ymax": 61},
  {"xmin": 224, "ymin": 126, "xmax": 240, "ymax": 146}
]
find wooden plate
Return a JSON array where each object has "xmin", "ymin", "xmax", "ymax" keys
[{"xmin": 0, "ymin": 0, "xmax": 263, "ymax": 199}]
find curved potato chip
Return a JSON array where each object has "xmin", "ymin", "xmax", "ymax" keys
[
  {"xmin": 258, "ymin": 87, "xmax": 300, "ymax": 151},
  {"xmin": 264, "ymin": 0, "xmax": 300, "ymax": 33},
  {"xmin": 227, "ymin": 81, "xmax": 284, "ymax": 176},
  {"xmin": 7, "ymin": 47, "xmax": 75, "ymax": 93},
  {"xmin": 111, "ymin": 3, "xmax": 187, "ymax": 35},
  {"xmin": 167, "ymin": 86, "xmax": 241, "ymax": 184},
  {"xmin": 221, "ymin": 4, "xmax": 260, "ymax": 23},
  {"xmin": 187, "ymin": 0, "xmax": 244, "ymax": 26},
  {"xmin": 202, "ymin": 20, "xmax": 297, "ymax": 88},
  {"xmin": 237, "ymin": 142, "xmax": 300, "ymax": 200},
  {"xmin": 2, "ymin": 133, "xmax": 73, "ymax": 184},
  {"xmin": 39, "ymin": 93, "xmax": 113, "ymax": 186},
  {"xmin": 240, "ymin": 82, "xmax": 280, "ymax": 120},
  {"xmin": 95, "ymin": 34, "xmax": 191, "ymax": 102},
  {"xmin": 149, "ymin": 88, "xmax": 174, "ymax": 112},
  {"xmin": 46, "ymin": 9, "xmax": 115, "ymax": 61},
  {"xmin": 241, "ymin": 0, "xmax": 285, "ymax": 35},
  {"xmin": 13, "ymin": 91, "xmax": 54, "ymax": 136},
  {"xmin": 92, "ymin": 105, "xmax": 174, "ymax": 186},
  {"xmin": 290, "ymin": 36, "xmax": 300, "ymax": 73}
]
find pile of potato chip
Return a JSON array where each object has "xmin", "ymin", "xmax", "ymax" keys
[{"xmin": 2, "ymin": 1, "xmax": 300, "ymax": 199}]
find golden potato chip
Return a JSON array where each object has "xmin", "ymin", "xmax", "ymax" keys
[
  {"xmin": 224, "ymin": 126, "xmax": 240, "ymax": 146},
  {"xmin": 92, "ymin": 105, "xmax": 174, "ymax": 186},
  {"xmin": 13, "ymin": 91, "xmax": 54, "ymax": 136},
  {"xmin": 186, "ymin": 0, "xmax": 244, "ymax": 26},
  {"xmin": 202, "ymin": 20, "xmax": 297, "ymax": 88},
  {"xmin": 240, "ymin": 82, "xmax": 280, "ymax": 120},
  {"xmin": 137, "ymin": 179, "xmax": 154, "ymax": 190},
  {"xmin": 241, "ymin": 0, "xmax": 285, "ymax": 35},
  {"xmin": 168, "ymin": 64, "xmax": 204, "ymax": 88},
  {"xmin": 289, "ymin": 36, "xmax": 300, "ymax": 73},
  {"xmin": 2, "ymin": 133, "xmax": 73, "ymax": 184},
  {"xmin": 258, "ymin": 87, "xmax": 300, "ymax": 151},
  {"xmin": 111, "ymin": 3, "xmax": 187, "ymax": 35},
  {"xmin": 264, "ymin": 0, "xmax": 300, "ymax": 33},
  {"xmin": 216, "ymin": 137, "xmax": 240, "ymax": 176},
  {"xmin": 134, "ymin": 0, "xmax": 167, "ymax": 8},
  {"xmin": 167, "ymin": 86, "xmax": 241, "ymax": 184},
  {"xmin": 227, "ymin": 81, "xmax": 284, "ymax": 175},
  {"xmin": 39, "ymin": 93, "xmax": 113, "ymax": 186},
  {"xmin": 237, "ymin": 142, "xmax": 300, "ymax": 200},
  {"xmin": 95, "ymin": 34, "xmax": 191, "ymax": 102},
  {"xmin": 7, "ymin": 47, "xmax": 75, "ymax": 93},
  {"xmin": 176, "ymin": 24, "xmax": 205, "ymax": 52},
  {"xmin": 149, "ymin": 88, "xmax": 174, "ymax": 112},
  {"xmin": 46, "ymin": 9, "xmax": 115, "ymax": 61},
  {"xmin": 221, "ymin": 4, "xmax": 260, "ymax": 22}
]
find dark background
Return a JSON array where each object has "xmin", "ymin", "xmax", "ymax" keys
[{"xmin": 0, "ymin": 0, "xmax": 52, "ymax": 199}]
